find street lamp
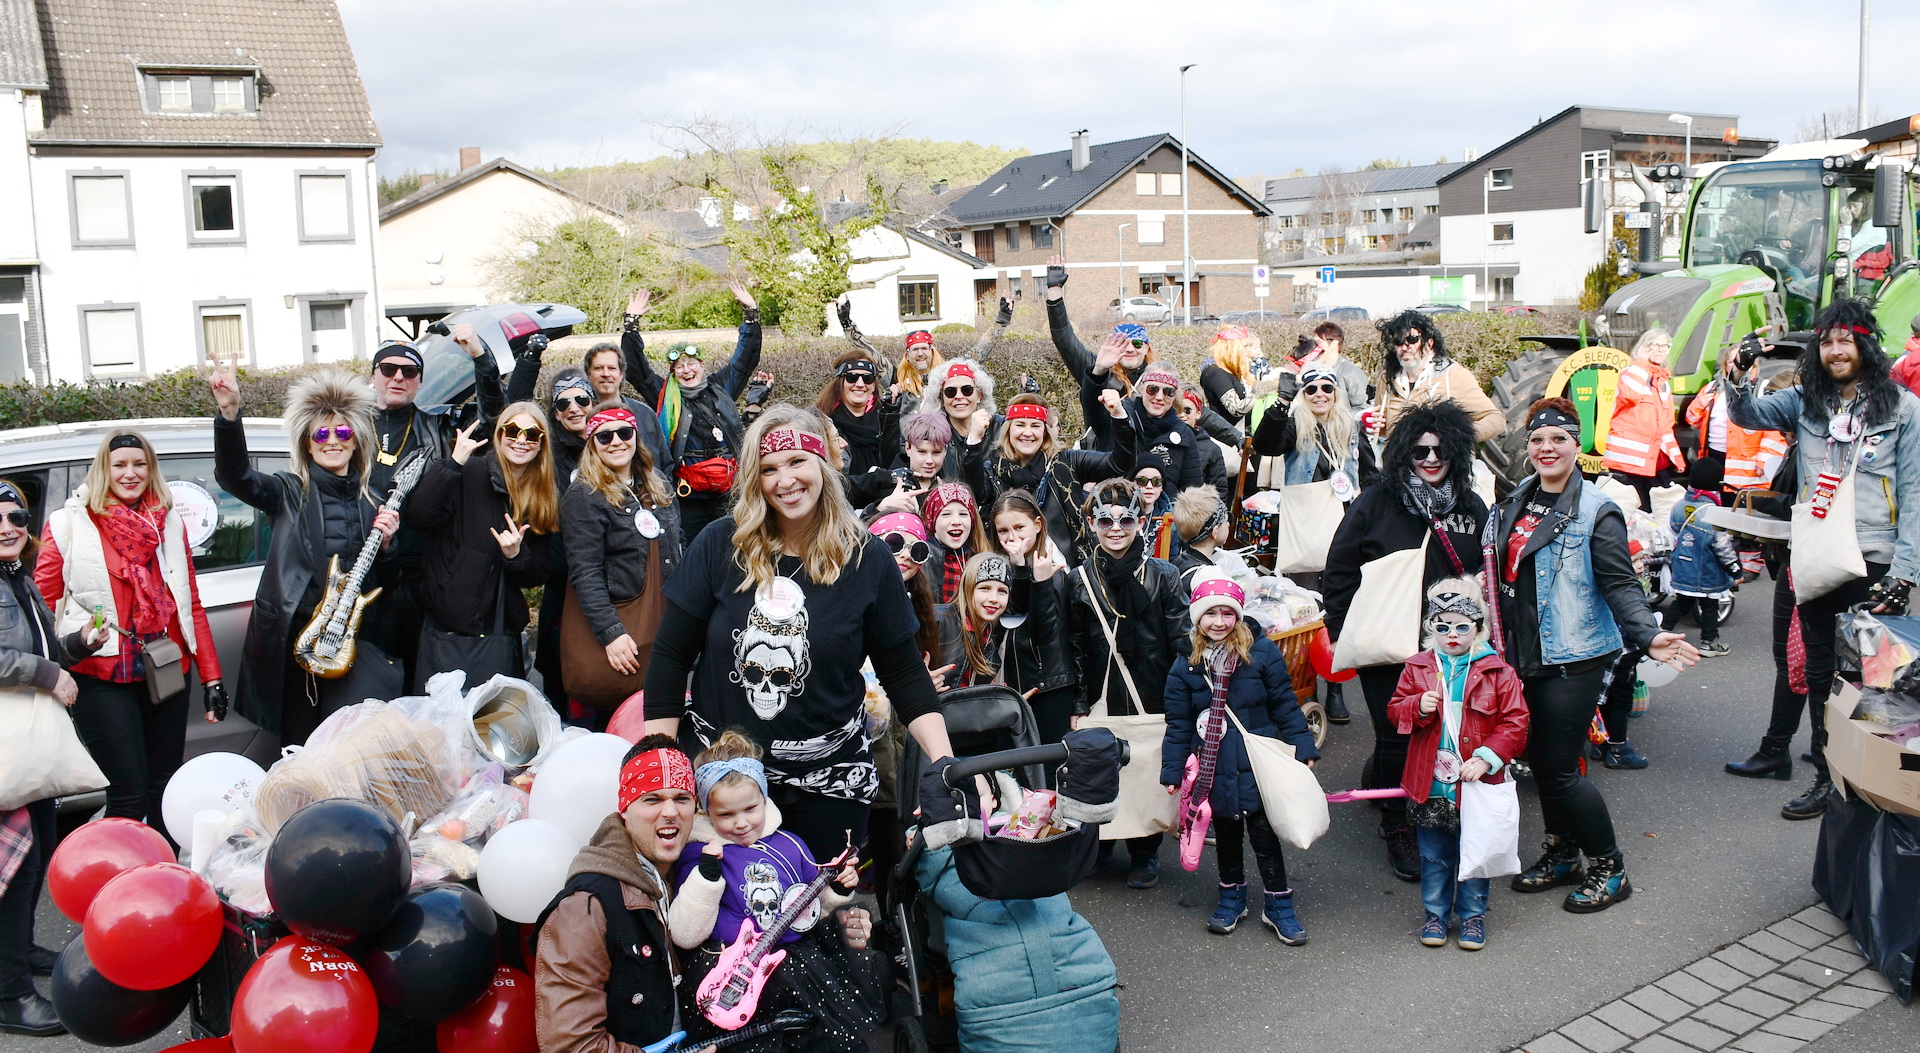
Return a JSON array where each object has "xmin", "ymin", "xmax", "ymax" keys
[
  {"xmin": 1179, "ymin": 63, "xmax": 1195, "ymax": 325},
  {"xmin": 1116, "ymin": 222, "xmax": 1132, "ymax": 299},
  {"xmin": 1667, "ymin": 113, "xmax": 1693, "ymax": 173},
  {"xmin": 1482, "ymin": 170, "xmax": 1492, "ymax": 308}
]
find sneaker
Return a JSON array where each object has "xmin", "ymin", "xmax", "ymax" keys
[
  {"xmin": 1385, "ymin": 826, "xmax": 1420, "ymax": 882},
  {"xmin": 1261, "ymin": 890, "xmax": 1309, "ymax": 945},
  {"xmin": 1564, "ymin": 853, "xmax": 1631, "ymax": 913},
  {"xmin": 1208, "ymin": 882, "xmax": 1249, "ymax": 934},
  {"xmin": 1418, "ymin": 914, "xmax": 1448, "ymax": 947},
  {"xmin": 1511, "ymin": 835, "xmax": 1584, "ymax": 893},
  {"xmin": 1781, "ymin": 774, "xmax": 1833, "ymax": 821},
  {"xmin": 1127, "ymin": 856, "xmax": 1160, "ymax": 889},
  {"xmin": 1599, "ymin": 741, "xmax": 1649, "ymax": 770},
  {"xmin": 1457, "ymin": 915, "xmax": 1487, "ymax": 951},
  {"xmin": 1697, "ymin": 639, "xmax": 1730, "ymax": 658}
]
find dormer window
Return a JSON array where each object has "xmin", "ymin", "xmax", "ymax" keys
[{"xmin": 141, "ymin": 69, "xmax": 258, "ymax": 115}]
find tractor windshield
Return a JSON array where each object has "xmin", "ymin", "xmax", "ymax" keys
[{"xmin": 1686, "ymin": 162, "xmax": 1829, "ymax": 326}]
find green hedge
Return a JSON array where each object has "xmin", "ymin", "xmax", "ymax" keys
[{"xmin": 0, "ymin": 362, "xmax": 350, "ymax": 427}]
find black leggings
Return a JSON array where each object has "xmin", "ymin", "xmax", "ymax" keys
[
  {"xmin": 1357, "ymin": 663, "xmax": 1410, "ymax": 829},
  {"xmin": 771, "ymin": 783, "xmax": 872, "ymax": 860},
  {"xmin": 1599, "ymin": 648, "xmax": 1643, "ymax": 743},
  {"xmin": 0, "ymin": 798, "xmax": 55, "ymax": 999},
  {"xmin": 1763, "ymin": 561, "xmax": 1887, "ymax": 770},
  {"xmin": 1215, "ymin": 810, "xmax": 1289, "ymax": 891},
  {"xmin": 1666, "ymin": 594, "xmax": 1722, "ymax": 641},
  {"xmin": 70, "ymin": 673, "xmax": 187, "ymax": 831},
  {"xmin": 1523, "ymin": 666, "xmax": 1619, "ymax": 860},
  {"xmin": 534, "ymin": 570, "xmax": 568, "ymax": 706}
]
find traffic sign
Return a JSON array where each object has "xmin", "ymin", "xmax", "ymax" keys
[
  {"xmin": 1253, "ymin": 265, "xmax": 1270, "ymax": 282},
  {"xmin": 1319, "ymin": 265, "xmax": 1336, "ymax": 284},
  {"xmin": 1253, "ymin": 283, "xmax": 1270, "ymax": 297}
]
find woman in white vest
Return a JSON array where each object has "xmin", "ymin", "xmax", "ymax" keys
[{"xmin": 35, "ymin": 431, "xmax": 224, "ymax": 831}]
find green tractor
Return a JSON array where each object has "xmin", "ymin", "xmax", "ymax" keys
[{"xmin": 1485, "ymin": 139, "xmax": 1920, "ymax": 488}]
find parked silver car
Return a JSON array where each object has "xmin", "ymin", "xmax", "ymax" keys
[{"xmin": 1109, "ymin": 296, "xmax": 1173, "ymax": 325}]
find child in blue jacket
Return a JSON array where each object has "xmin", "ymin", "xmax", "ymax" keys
[
  {"xmin": 1160, "ymin": 572, "xmax": 1320, "ymax": 944},
  {"xmin": 1669, "ymin": 458, "xmax": 1741, "ymax": 657}
]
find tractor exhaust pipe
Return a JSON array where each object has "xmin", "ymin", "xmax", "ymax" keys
[{"xmin": 1628, "ymin": 166, "xmax": 1668, "ymax": 274}]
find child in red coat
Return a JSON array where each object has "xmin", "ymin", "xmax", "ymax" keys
[{"xmin": 1387, "ymin": 577, "xmax": 1529, "ymax": 951}]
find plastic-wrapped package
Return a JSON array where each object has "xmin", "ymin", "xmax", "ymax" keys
[
  {"xmin": 416, "ymin": 766, "xmax": 530, "ymax": 845},
  {"xmin": 203, "ymin": 816, "xmax": 273, "ymax": 916},
  {"xmin": 252, "ymin": 702, "xmax": 457, "ymax": 835},
  {"xmin": 1838, "ymin": 612, "xmax": 1920, "ymax": 695},
  {"xmin": 464, "ymin": 674, "xmax": 566, "ymax": 770},
  {"xmin": 1856, "ymin": 689, "xmax": 1920, "ymax": 731},
  {"xmin": 390, "ymin": 670, "xmax": 481, "ymax": 784}
]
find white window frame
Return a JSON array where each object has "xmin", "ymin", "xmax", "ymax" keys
[
  {"xmin": 1489, "ymin": 168, "xmax": 1515, "ymax": 191},
  {"xmin": 295, "ymin": 170, "xmax": 355, "ymax": 242},
  {"xmin": 1135, "ymin": 173, "xmax": 1158, "ymax": 196},
  {"xmin": 183, "ymin": 171, "xmax": 244, "ymax": 244},
  {"xmin": 157, "ymin": 76, "xmax": 192, "ymax": 111},
  {"xmin": 1581, "ymin": 150, "xmax": 1612, "ymax": 185},
  {"xmin": 68, "ymin": 171, "xmax": 135, "ymax": 248},
  {"xmin": 211, "ymin": 77, "xmax": 247, "ymax": 113},
  {"xmin": 193, "ymin": 300, "xmax": 254, "ymax": 366},
  {"xmin": 1491, "ymin": 221, "xmax": 1515, "ymax": 243},
  {"xmin": 78, "ymin": 304, "xmax": 144, "ymax": 377}
]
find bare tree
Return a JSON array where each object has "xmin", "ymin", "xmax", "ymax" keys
[{"xmin": 1793, "ymin": 104, "xmax": 1894, "ymax": 144}]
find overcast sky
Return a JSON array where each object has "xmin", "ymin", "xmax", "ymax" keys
[{"xmin": 340, "ymin": 0, "xmax": 1918, "ymax": 183}]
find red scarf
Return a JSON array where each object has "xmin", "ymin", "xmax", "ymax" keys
[{"xmin": 94, "ymin": 502, "xmax": 177, "ymax": 636}]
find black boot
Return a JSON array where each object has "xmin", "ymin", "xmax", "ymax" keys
[
  {"xmin": 1726, "ymin": 748, "xmax": 1793, "ymax": 781},
  {"xmin": 1781, "ymin": 773, "xmax": 1833, "ymax": 820},
  {"xmin": 1511, "ymin": 834, "xmax": 1584, "ymax": 893},
  {"xmin": 0, "ymin": 992, "xmax": 66, "ymax": 1037},
  {"xmin": 1324, "ymin": 682, "xmax": 1351, "ymax": 724}
]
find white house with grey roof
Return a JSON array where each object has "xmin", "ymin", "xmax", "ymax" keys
[{"xmin": 3, "ymin": 0, "xmax": 382, "ymax": 382}]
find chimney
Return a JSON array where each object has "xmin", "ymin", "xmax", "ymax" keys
[
  {"xmin": 418, "ymin": 173, "xmax": 438, "ymax": 189},
  {"xmin": 459, "ymin": 147, "xmax": 481, "ymax": 171},
  {"xmin": 1070, "ymin": 129, "xmax": 1090, "ymax": 173},
  {"xmin": 931, "ymin": 179, "xmax": 949, "ymax": 195}
]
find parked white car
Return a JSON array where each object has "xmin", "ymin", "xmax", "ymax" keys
[{"xmin": 1109, "ymin": 296, "xmax": 1173, "ymax": 325}]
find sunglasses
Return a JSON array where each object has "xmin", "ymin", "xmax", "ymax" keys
[
  {"xmin": 593, "ymin": 425, "xmax": 636, "ymax": 445},
  {"xmin": 1133, "ymin": 475, "xmax": 1164, "ymax": 488},
  {"xmin": 553, "ymin": 392, "xmax": 594, "ymax": 411},
  {"xmin": 666, "ymin": 346, "xmax": 703, "ymax": 363},
  {"xmin": 943, "ymin": 384, "xmax": 975, "ymax": 399},
  {"xmin": 842, "ymin": 372, "xmax": 876, "ymax": 385},
  {"xmin": 1094, "ymin": 513, "xmax": 1141, "ymax": 530},
  {"xmin": 376, "ymin": 362, "xmax": 422, "ymax": 380},
  {"xmin": 1393, "ymin": 336, "xmax": 1425, "ymax": 348},
  {"xmin": 738, "ymin": 662, "xmax": 798, "ymax": 689},
  {"xmin": 1129, "ymin": 339, "xmax": 1148, "ymax": 349},
  {"xmin": 310, "ymin": 425, "xmax": 355, "ymax": 443},
  {"xmin": 500, "ymin": 423, "xmax": 545, "ymax": 443},
  {"xmin": 1427, "ymin": 621, "xmax": 1476, "ymax": 636},
  {"xmin": 881, "ymin": 532, "xmax": 932, "ymax": 564},
  {"xmin": 1142, "ymin": 384, "xmax": 1177, "ymax": 399},
  {"xmin": 2, "ymin": 510, "xmax": 28, "ymax": 528},
  {"xmin": 1412, "ymin": 443, "xmax": 1444, "ymax": 462},
  {"xmin": 1302, "ymin": 382, "xmax": 1337, "ymax": 395}
]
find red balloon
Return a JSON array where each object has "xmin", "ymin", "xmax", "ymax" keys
[
  {"xmin": 47, "ymin": 818, "xmax": 174, "ymax": 922},
  {"xmin": 606, "ymin": 690, "xmax": 646, "ymax": 743},
  {"xmin": 162, "ymin": 1039, "xmax": 235, "ymax": 1052},
  {"xmin": 231, "ymin": 938, "xmax": 378, "ymax": 1053},
  {"xmin": 1307, "ymin": 626, "xmax": 1357, "ymax": 683},
  {"xmin": 83, "ymin": 862, "xmax": 222, "ymax": 991},
  {"xmin": 436, "ymin": 964, "xmax": 536, "ymax": 1053}
]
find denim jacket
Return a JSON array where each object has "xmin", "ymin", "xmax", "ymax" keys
[
  {"xmin": 1489, "ymin": 474, "xmax": 1654, "ymax": 666},
  {"xmin": 1724, "ymin": 379, "xmax": 1920, "ymax": 582},
  {"xmin": 1283, "ymin": 429, "xmax": 1363, "ymax": 494}
]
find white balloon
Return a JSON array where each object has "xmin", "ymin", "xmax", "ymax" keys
[
  {"xmin": 530, "ymin": 733, "xmax": 632, "ymax": 848},
  {"xmin": 1638, "ymin": 655, "xmax": 1681, "ymax": 689},
  {"xmin": 161, "ymin": 752, "xmax": 266, "ymax": 845},
  {"xmin": 478, "ymin": 818, "xmax": 582, "ymax": 923}
]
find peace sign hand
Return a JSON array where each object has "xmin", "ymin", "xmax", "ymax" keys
[
  {"xmin": 489, "ymin": 514, "xmax": 528, "ymax": 559},
  {"xmin": 452, "ymin": 419, "xmax": 488, "ymax": 465}
]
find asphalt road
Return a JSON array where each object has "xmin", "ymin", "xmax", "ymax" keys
[{"xmin": 7, "ymin": 586, "xmax": 1917, "ymax": 1052}]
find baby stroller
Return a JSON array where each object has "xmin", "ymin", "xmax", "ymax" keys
[{"xmin": 884, "ymin": 685, "xmax": 1126, "ymax": 1053}]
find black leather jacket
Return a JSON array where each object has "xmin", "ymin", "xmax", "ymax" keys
[
  {"xmin": 560, "ymin": 482, "xmax": 683, "ymax": 646},
  {"xmin": 1065, "ymin": 552, "xmax": 1189, "ymax": 716}
]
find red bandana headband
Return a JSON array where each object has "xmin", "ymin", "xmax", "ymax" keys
[
  {"xmin": 617, "ymin": 748, "xmax": 696, "ymax": 812},
  {"xmin": 1005, "ymin": 402, "xmax": 1050, "ymax": 423},
  {"xmin": 1821, "ymin": 323, "xmax": 1873, "ymax": 337},
  {"xmin": 922, "ymin": 481, "xmax": 977, "ymax": 535},
  {"xmin": 759, "ymin": 427, "xmax": 829, "ymax": 461},
  {"xmin": 945, "ymin": 362, "xmax": 976, "ymax": 383},
  {"xmin": 587, "ymin": 406, "xmax": 637, "ymax": 434},
  {"xmin": 1181, "ymin": 390, "xmax": 1205, "ymax": 413},
  {"xmin": 904, "ymin": 330, "xmax": 935, "ymax": 349}
]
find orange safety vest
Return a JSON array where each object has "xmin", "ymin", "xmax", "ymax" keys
[
  {"xmin": 1601, "ymin": 363, "xmax": 1687, "ymax": 476},
  {"xmin": 1684, "ymin": 381, "xmax": 1789, "ymax": 490}
]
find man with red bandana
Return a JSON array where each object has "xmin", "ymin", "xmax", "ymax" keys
[{"xmin": 536, "ymin": 736, "xmax": 711, "ymax": 1052}]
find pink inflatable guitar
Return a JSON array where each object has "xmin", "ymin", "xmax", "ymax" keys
[
  {"xmin": 695, "ymin": 845, "xmax": 857, "ymax": 1030},
  {"xmin": 1177, "ymin": 753, "xmax": 1212, "ymax": 872}
]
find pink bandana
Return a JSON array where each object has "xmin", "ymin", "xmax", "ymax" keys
[
  {"xmin": 870, "ymin": 511, "xmax": 927, "ymax": 541},
  {"xmin": 759, "ymin": 428, "xmax": 829, "ymax": 461}
]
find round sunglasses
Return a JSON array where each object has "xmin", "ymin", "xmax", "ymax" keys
[
  {"xmin": 943, "ymin": 384, "xmax": 976, "ymax": 399},
  {"xmin": 1093, "ymin": 512, "xmax": 1141, "ymax": 530},
  {"xmin": 879, "ymin": 531, "xmax": 932, "ymax": 564},
  {"xmin": 310, "ymin": 425, "xmax": 355, "ymax": 443},
  {"xmin": 1426, "ymin": 620, "xmax": 1476, "ymax": 636}
]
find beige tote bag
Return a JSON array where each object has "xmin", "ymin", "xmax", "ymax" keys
[
  {"xmin": 1222, "ymin": 704, "xmax": 1328, "ymax": 850},
  {"xmin": 1272, "ymin": 479, "xmax": 1345, "ymax": 574},
  {"xmin": 1074, "ymin": 568, "xmax": 1175, "ymax": 842},
  {"xmin": 1331, "ymin": 535, "xmax": 1431, "ymax": 672},
  {"xmin": 1791, "ymin": 472, "xmax": 1868, "ymax": 603},
  {"xmin": 0, "ymin": 687, "xmax": 109, "ymax": 810}
]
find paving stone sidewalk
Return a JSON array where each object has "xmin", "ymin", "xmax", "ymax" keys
[{"xmin": 1512, "ymin": 904, "xmax": 1899, "ymax": 1053}]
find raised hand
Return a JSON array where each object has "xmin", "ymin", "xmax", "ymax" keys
[
  {"xmin": 968, "ymin": 408, "xmax": 993, "ymax": 443},
  {"xmin": 451, "ymin": 419, "xmax": 488, "ymax": 465},
  {"xmin": 995, "ymin": 297, "xmax": 1014, "ymax": 327},
  {"xmin": 209, "ymin": 352, "xmax": 241, "ymax": 420},
  {"xmin": 626, "ymin": 288, "xmax": 652, "ymax": 316},
  {"xmin": 878, "ymin": 477, "xmax": 924, "ymax": 515},
  {"xmin": 727, "ymin": 279, "xmax": 757, "ymax": 309},
  {"xmin": 1031, "ymin": 547, "xmax": 1063, "ymax": 582},
  {"xmin": 489, "ymin": 514, "xmax": 528, "ymax": 559},
  {"xmin": 1096, "ymin": 388, "xmax": 1124, "ymax": 418},
  {"xmin": 1001, "ymin": 530, "xmax": 1032, "ymax": 565},
  {"xmin": 1094, "ymin": 334, "xmax": 1129, "ymax": 374},
  {"xmin": 450, "ymin": 323, "xmax": 485, "ymax": 359}
]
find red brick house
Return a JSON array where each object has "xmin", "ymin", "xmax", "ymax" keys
[{"xmin": 940, "ymin": 132, "xmax": 1272, "ymax": 324}]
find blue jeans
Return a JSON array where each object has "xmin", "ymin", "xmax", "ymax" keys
[{"xmin": 1415, "ymin": 823, "xmax": 1489, "ymax": 922}]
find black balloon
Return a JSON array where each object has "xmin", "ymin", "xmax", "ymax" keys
[
  {"xmin": 50, "ymin": 935, "xmax": 195, "ymax": 1046},
  {"xmin": 265, "ymin": 798, "xmax": 411, "ymax": 945},
  {"xmin": 362, "ymin": 883, "xmax": 499, "ymax": 1021}
]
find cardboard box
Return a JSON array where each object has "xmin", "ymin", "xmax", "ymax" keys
[{"xmin": 1825, "ymin": 682, "xmax": 1920, "ymax": 818}]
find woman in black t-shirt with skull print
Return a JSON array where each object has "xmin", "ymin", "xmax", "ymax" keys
[{"xmin": 643, "ymin": 404, "xmax": 957, "ymax": 857}]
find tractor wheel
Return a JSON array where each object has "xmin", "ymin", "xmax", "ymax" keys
[{"xmin": 1484, "ymin": 347, "xmax": 1573, "ymax": 493}]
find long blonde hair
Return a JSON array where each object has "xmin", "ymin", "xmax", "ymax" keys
[
  {"xmin": 82, "ymin": 430, "xmax": 171, "ymax": 514},
  {"xmin": 282, "ymin": 368, "xmax": 374, "ymax": 497},
  {"xmin": 994, "ymin": 396, "xmax": 1063, "ymax": 464},
  {"xmin": 578, "ymin": 401, "xmax": 672, "ymax": 510},
  {"xmin": 729, "ymin": 404, "xmax": 868, "ymax": 592},
  {"xmin": 894, "ymin": 342, "xmax": 945, "ymax": 398},
  {"xmin": 494, "ymin": 401, "xmax": 560, "ymax": 534},
  {"xmin": 1189, "ymin": 616, "xmax": 1254, "ymax": 667},
  {"xmin": 1290, "ymin": 374, "xmax": 1355, "ymax": 470},
  {"xmin": 957, "ymin": 551, "xmax": 1008, "ymax": 678},
  {"xmin": 1209, "ymin": 327, "xmax": 1258, "ymax": 384}
]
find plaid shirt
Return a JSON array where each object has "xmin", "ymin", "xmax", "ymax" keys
[
  {"xmin": 0, "ymin": 807, "xmax": 32, "ymax": 900},
  {"xmin": 938, "ymin": 547, "xmax": 966, "ymax": 605}
]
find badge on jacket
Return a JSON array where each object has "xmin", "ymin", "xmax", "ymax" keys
[{"xmin": 634, "ymin": 509, "xmax": 662, "ymax": 538}]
